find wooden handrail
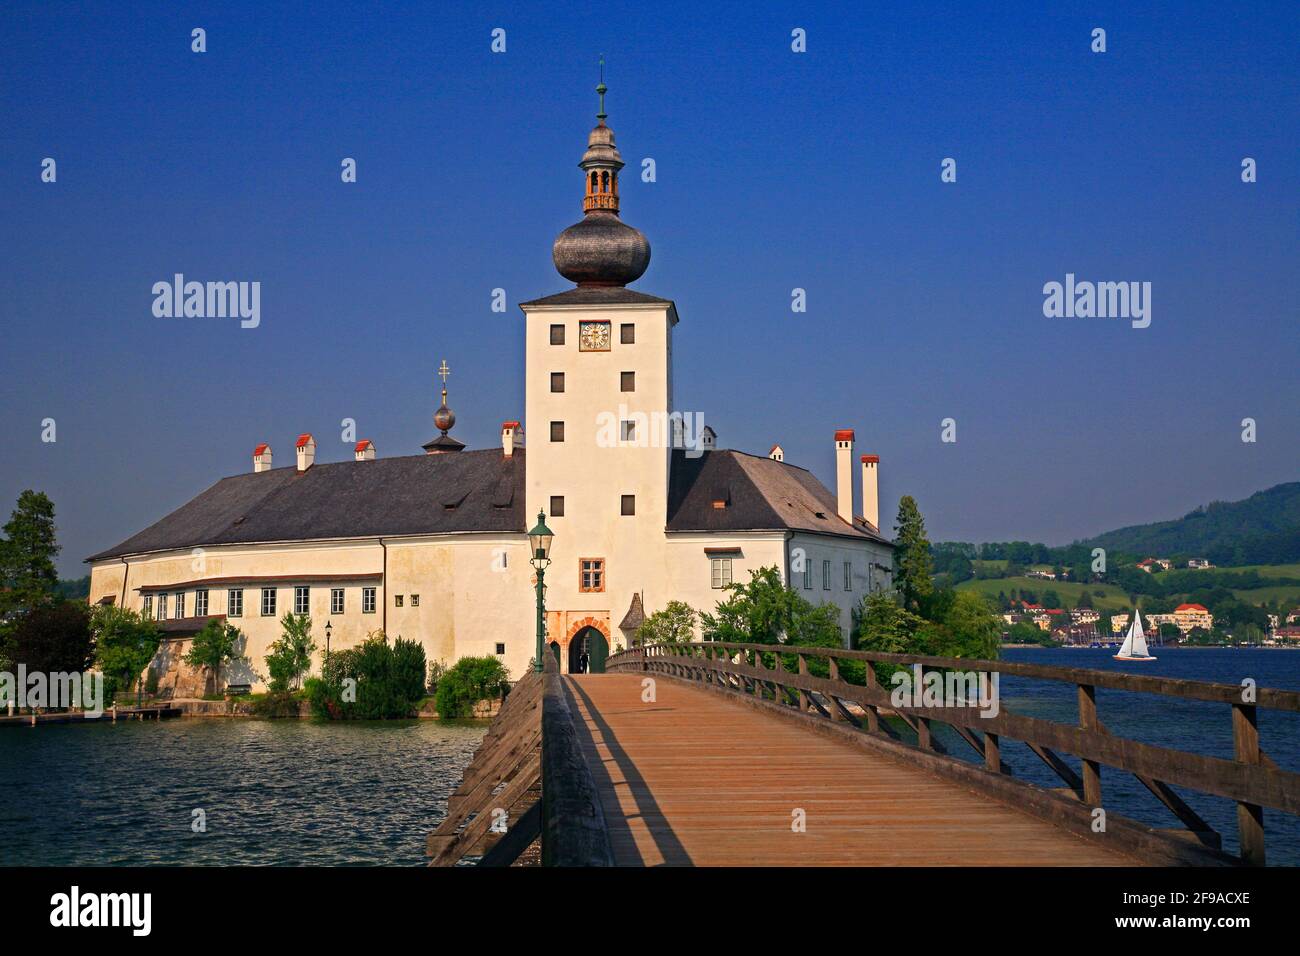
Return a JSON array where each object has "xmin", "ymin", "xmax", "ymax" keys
[
  {"xmin": 429, "ymin": 653, "xmax": 615, "ymax": 866},
  {"xmin": 608, "ymin": 641, "xmax": 1300, "ymax": 865},
  {"xmin": 541, "ymin": 652, "xmax": 616, "ymax": 866}
]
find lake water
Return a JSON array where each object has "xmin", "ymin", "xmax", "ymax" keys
[
  {"xmin": 0, "ymin": 718, "xmax": 487, "ymax": 866},
  {"xmin": 1, "ymin": 648, "xmax": 1296, "ymax": 866}
]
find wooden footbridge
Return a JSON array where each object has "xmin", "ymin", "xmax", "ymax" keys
[{"xmin": 428, "ymin": 643, "xmax": 1300, "ymax": 867}]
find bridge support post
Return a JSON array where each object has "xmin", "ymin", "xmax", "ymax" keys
[
  {"xmin": 797, "ymin": 655, "xmax": 809, "ymax": 712},
  {"xmin": 984, "ymin": 732, "xmax": 1000, "ymax": 773},
  {"xmin": 1232, "ymin": 703, "xmax": 1266, "ymax": 865},
  {"xmin": 1078, "ymin": 684, "xmax": 1102, "ymax": 807},
  {"xmin": 829, "ymin": 658, "xmax": 845, "ymax": 721}
]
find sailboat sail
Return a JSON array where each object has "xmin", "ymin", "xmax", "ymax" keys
[{"xmin": 1116, "ymin": 610, "xmax": 1155, "ymax": 660}]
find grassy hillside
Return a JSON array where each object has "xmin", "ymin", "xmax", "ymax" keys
[
  {"xmin": 1080, "ymin": 481, "xmax": 1300, "ymax": 565},
  {"xmin": 956, "ymin": 576, "xmax": 1133, "ymax": 612}
]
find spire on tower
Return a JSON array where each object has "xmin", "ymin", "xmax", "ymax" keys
[
  {"xmin": 596, "ymin": 54, "xmax": 607, "ymax": 123},
  {"xmin": 423, "ymin": 358, "xmax": 465, "ymax": 454}
]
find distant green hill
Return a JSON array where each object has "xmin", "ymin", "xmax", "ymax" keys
[{"xmin": 1080, "ymin": 482, "xmax": 1300, "ymax": 566}]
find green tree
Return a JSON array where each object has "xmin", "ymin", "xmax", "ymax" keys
[
  {"xmin": 6, "ymin": 602, "xmax": 92, "ymax": 678},
  {"xmin": 183, "ymin": 619, "xmax": 245, "ymax": 695},
  {"xmin": 939, "ymin": 591, "xmax": 1001, "ymax": 660},
  {"xmin": 265, "ymin": 613, "xmax": 316, "ymax": 692},
  {"xmin": 700, "ymin": 566, "xmax": 843, "ymax": 647},
  {"xmin": 635, "ymin": 600, "xmax": 697, "ymax": 645},
  {"xmin": 0, "ymin": 490, "xmax": 61, "ymax": 619},
  {"xmin": 893, "ymin": 496, "xmax": 933, "ymax": 613},
  {"xmin": 434, "ymin": 654, "xmax": 512, "ymax": 718},
  {"xmin": 90, "ymin": 605, "xmax": 161, "ymax": 703}
]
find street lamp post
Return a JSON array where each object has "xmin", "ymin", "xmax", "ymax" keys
[
  {"xmin": 324, "ymin": 620, "xmax": 332, "ymax": 667},
  {"xmin": 528, "ymin": 510, "xmax": 555, "ymax": 673}
]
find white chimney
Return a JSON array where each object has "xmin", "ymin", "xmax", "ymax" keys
[
  {"xmin": 861, "ymin": 454, "xmax": 879, "ymax": 530},
  {"xmin": 501, "ymin": 421, "xmax": 523, "ymax": 457},
  {"xmin": 295, "ymin": 433, "xmax": 316, "ymax": 472},
  {"xmin": 252, "ymin": 443, "xmax": 273, "ymax": 473},
  {"xmin": 769, "ymin": 444, "xmax": 784, "ymax": 462},
  {"xmin": 835, "ymin": 429, "xmax": 854, "ymax": 524},
  {"xmin": 354, "ymin": 439, "xmax": 375, "ymax": 461}
]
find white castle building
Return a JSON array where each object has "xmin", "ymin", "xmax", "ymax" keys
[{"xmin": 86, "ymin": 90, "xmax": 894, "ymax": 694}]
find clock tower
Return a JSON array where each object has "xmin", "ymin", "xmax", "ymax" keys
[{"xmin": 519, "ymin": 72, "xmax": 680, "ymax": 668}]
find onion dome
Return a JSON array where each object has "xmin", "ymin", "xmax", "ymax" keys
[{"xmin": 552, "ymin": 63, "xmax": 651, "ymax": 288}]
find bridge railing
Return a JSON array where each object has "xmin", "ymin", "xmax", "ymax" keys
[
  {"xmin": 428, "ymin": 653, "xmax": 614, "ymax": 867},
  {"xmin": 607, "ymin": 642, "xmax": 1300, "ymax": 865}
]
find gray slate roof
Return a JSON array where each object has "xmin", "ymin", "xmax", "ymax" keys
[
  {"xmin": 87, "ymin": 450, "xmax": 526, "ymax": 561},
  {"xmin": 88, "ymin": 446, "xmax": 889, "ymax": 562},
  {"xmin": 666, "ymin": 450, "xmax": 891, "ymax": 545}
]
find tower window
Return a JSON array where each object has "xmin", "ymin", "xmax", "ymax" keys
[
  {"xmin": 550, "ymin": 495, "xmax": 565, "ymax": 517},
  {"xmin": 549, "ymin": 324, "xmax": 565, "ymax": 345},
  {"xmin": 620, "ymin": 371, "xmax": 635, "ymax": 392},
  {"xmin": 620, "ymin": 323, "xmax": 635, "ymax": 344},
  {"xmin": 621, "ymin": 494, "xmax": 635, "ymax": 516},
  {"xmin": 620, "ymin": 420, "xmax": 636, "ymax": 442},
  {"xmin": 579, "ymin": 558, "xmax": 605, "ymax": 593},
  {"xmin": 551, "ymin": 372, "xmax": 565, "ymax": 392},
  {"xmin": 550, "ymin": 421, "xmax": 565, "ymax": 442}
]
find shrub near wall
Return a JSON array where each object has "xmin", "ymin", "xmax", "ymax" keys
[
  {"xmin": 435, "ymin": 656, "xmax": 511, "ymax": 718},
  {"xmin": 307, "ymin": 634, "xmax": 427, "ymax": 719}
]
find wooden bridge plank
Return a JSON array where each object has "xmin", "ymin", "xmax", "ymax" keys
[{"xmin": 567, "ymin": 674, "xmax": 1137, "ymax": 867}]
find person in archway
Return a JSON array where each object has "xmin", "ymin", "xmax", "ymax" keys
[{"xmin": 579, "ymin": 650, "xmax": 589, "ymax": 674}]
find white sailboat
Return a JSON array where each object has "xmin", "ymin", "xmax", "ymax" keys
[{"xmin": 1114, "ymin": 609, "xmax": 1157, "ymax": 661}]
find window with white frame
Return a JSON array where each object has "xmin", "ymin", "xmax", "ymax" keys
[
  {"xmin": 822, "ymin": 560, "xmax": 832, "ymax": 590},
  {"xmin": 142, "ymin": 595, "xmax": 153, "ymax": 618},
  {"xmin": 156, "ymin": 594, "xmax": 168, "ymax": 620},
  {"xmin": 195, "ymin": 589, "xmax": 209, "ymax": 617},
  {"xmin": 261, "ymin": 587, "xmax": 277, "ymax": 616},
  {"xmin": 410, "ymin": 594, "xmax": 420, "ymax": 607},
  {"xmin": 174, "ymin": 592, "xmax": 185, "ymax": 618},
  {"xmin": 294, "ymin": 586, "xmax": 309, "ymax": 615},
  {"xmin": 331, "ymin": 588, "xmax": 344, "ymax": 614},
  {"xmin": 362, "ymin": 587, "xmax": 376, "ymax": 613},
  {"xmin": 803, "ymin": 562, "xmax": 812, "ymax": 589},
  {"xmin": 710, "ymin": 557, "xmax": 733, "ymax": 589},
  {"xmin": 228, "ymin": 588, "xmax": 243, "ymax": 617},
  {"xmin": 844, "ymin": 561, "xmax": 853, "ymax": 591}
]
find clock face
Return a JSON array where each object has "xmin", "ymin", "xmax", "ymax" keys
[{"xmin": 578, "ymin": 321, "xmax": 611, "ymax": 352}]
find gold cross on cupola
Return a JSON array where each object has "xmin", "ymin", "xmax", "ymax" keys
[{"xmin": 437, "ymin": 359, "xmax": 451, "ymax": 386}]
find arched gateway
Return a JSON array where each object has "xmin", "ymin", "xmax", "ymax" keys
[{"xmin": 568, "ymin": 626, "xmax": 608, "ymax": 673}]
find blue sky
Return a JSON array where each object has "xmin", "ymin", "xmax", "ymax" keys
[{"xmin": 1, "ymin": 1, "xmax": 1296, "ymax": 576}]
